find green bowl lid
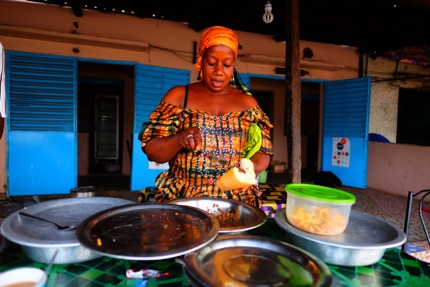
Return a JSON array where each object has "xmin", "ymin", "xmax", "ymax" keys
[{"xmin": 285, "ymin": 183, "xmax": 356, "ymax": 204}]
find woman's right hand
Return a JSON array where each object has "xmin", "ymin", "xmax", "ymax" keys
[
  {"xmin": 180, "ymin": 127, "xmax": 202, "ymax": 151},
  {"xmin": 144, "ymin": 127, "xmax": 202, "ymax": 163}
]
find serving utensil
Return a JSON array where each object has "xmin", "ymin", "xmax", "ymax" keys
[{"xmin": 19, "ymin": 212, "xmax": 77, "ymax": 231}]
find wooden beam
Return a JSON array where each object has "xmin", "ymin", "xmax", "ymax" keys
[{"xmin": 284, "ymin": 0, "xmax": 301, "ymax": 183}]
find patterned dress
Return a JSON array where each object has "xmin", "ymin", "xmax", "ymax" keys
[{"xmin": 139, "ymin": 101, "xmax": 273, "ymax": 207}]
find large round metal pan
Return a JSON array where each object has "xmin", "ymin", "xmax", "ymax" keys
[
  {"xmin": 76, "ymin": 203, "xmax": 220, "ymax": 260},
  {"xmin": 183, "ymin": 234, "xmax": 332, "ymax": 287},
  {"xmin": 0, "ymin": 197, "xmax": 134, "ymax": 264},
  {"xmin": 275, "ymin": 208, "xmax": 406, "ymax": 266},
  {"xmin": 168, "ymin": 198, "xmax": 266, "ymax": 233}
]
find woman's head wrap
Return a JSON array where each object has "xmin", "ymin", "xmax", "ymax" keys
[
  {"xmin": 194, "ymin": 26, "xmax": 239, "ymax": 72},
  {"xmin": 194, "ymin": 26, "xmax": 251, "ymax": 95}
]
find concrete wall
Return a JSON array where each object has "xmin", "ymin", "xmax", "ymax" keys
[
  {"xmin": 367, "ymin": 142, "xmax": 430, "ymax": 196},
  {"xmin": 367, "ymin": 57, "xmax": 430, "ymax": 143},
  {"xmin": 366, "ymin": 58, "xmax": 430, "ymax": 196}
]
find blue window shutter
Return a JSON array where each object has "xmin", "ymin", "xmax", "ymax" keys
[
  {"xmin": 322, "ymin": 77, "xmax": 371, "ymax": 188},
  {"xmin": 8, "ymin": 52, "xmax": 76, "ymax": 131},
  {"xmin": 131, "ymin": 64, "xmax": 190, "ymax": 190},
  {"xmin": 323, "ymin": 78, "xmax": 370, "ymax": 137},
  {"xmin": 7, "ymin": 51, "xmax": 77, "ymax": 196}
]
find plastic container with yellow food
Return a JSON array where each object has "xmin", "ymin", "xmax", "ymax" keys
[{"xmin": 285, "ymin": 183, "xmax": 356, "ymax": 235}]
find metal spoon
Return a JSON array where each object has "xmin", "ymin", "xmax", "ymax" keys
[{"xmin": 19, "ymin": 212, "xmax": 77, "ymax": 231}]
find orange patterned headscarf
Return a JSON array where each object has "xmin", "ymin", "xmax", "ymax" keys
[{"xmin": 194, "ymin": 26, "xmax": 239, "ymax": 72}]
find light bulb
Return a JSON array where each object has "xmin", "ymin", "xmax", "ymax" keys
[{"xmin": 263, "ymin": 1, "xmax": 274, "ymax": 24}]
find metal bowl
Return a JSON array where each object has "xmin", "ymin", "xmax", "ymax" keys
[
  {"xmin": 0, "ymin": 218, "xmax": 6, "ymax": 253},
  {"xmin": 182, "ymin": 234, "xmax": 332, "ymax": 287},
  {"xmin": 168, "ymin": 198, "xmax": 267, "ymax": 233},
  {"xmin": 76, "ymin": 203, "xmax": 220, "ymax": 261},
  {"xmin": 0, "ymin": 197, "xmax": 134, "ymax": 264},
  {"xmin": 275, "ymin": 208, "xmax": 406, "ymax": 266}
]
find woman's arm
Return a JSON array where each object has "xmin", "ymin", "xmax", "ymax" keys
[{"xmin": 144, "ymin": 127, "xmax": 202, "ymax": 163}]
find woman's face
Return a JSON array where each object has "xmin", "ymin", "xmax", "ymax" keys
[{"xmin": 201, "ymin": 45, "xmax": 235, "ymax": 92}]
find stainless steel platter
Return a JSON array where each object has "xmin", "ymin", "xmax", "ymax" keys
[
  {"xmin": 0, "ymin": 218, "xmax": 6, "ymax": 253},
  {"xmin": 168, "ymin": 198, "xmax": 266, "ymax": 233},
  {"xmin": 182, "ymin": 234, "xmax": 332, "ymax": 287},
  {"xmin": 76, "ymin": 203, "xmax": 220, "ymax": 260},
  {"xmin": 0, "ymin": 197, "xmax": 134, "ymax": 264},
  {"xmin": 275, "ymin": 208, "xmax": 406, "ymax": 266}
]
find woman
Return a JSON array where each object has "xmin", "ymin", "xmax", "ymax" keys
[{"xmin": 138, "ymin": 26, "xmax": 273, "ymax": 207}]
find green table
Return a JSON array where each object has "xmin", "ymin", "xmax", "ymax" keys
[{"xmin": 1, "ymin": 219, "xmax": 429, "ymax": 287}]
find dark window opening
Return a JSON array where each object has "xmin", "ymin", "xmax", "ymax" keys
[{"xmin": 397, "ymin": 88, "xmax": 430, "ymax": 146}]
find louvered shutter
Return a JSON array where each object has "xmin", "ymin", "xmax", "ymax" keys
[
  {"xmin": 7, "ymin": 51, "xmax": 77, "ymax": 196},
  {"xmin": 322, "ymin": 77, "xmax": 371, "ymax": 188},
  {"xmin": 131, "ymin": 64, "xmax": 190, "ymax": 190}
]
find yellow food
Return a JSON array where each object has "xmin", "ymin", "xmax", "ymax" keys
[
  {"xmin": 216, "ymin": 158, "xmax": 257, "ymax": 191},
  {"xmin": 291, "ymin": 206, "xmax": 347, "ymax": 235}
]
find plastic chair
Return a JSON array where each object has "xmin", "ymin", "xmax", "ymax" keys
[{"xmin": 402, "ymin": 189, "xmax": 430, "ymax": 252}]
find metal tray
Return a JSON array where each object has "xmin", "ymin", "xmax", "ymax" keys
[
  {"xmin": 76, "ymin": 203, "xmax": 220, "ymax": 260},
  {"xmin": 168, "ymin": 198, "xmax": 266, "ymax": 233},
  {"xmin": 182, "ymin": 234, "xmax": 332, "ymax": 287},
  {"xmin": 275, "ymin": 208, "xmax": 406, "ymax": 266},
  {"xmin": 0, "ymin": 197, "xmax": 134, "ymax": 264}
]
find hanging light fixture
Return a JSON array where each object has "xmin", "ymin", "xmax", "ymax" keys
[{"xmin": 263, "ymin": 1, "xmax": 274, "ymax": 24}]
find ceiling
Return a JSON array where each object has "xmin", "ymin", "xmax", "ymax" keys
[{"xmin": 29, "ymin": 0, "xmax": 430, "ymax": 67}]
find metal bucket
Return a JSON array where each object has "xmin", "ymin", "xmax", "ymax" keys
[{"xmin": 70, "ymin": 186, "xmax": 100, "ymax": 198}]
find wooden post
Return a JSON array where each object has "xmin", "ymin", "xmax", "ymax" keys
[{"xmin": 284, "ymin": 0, "xmax": 301, "ymax": 183}]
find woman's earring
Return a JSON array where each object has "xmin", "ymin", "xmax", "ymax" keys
[{"xmin": 198, "ymin": 70, "xmax": 203, "ymax": 81}]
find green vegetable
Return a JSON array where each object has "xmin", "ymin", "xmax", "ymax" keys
[{"xmin": 242, "ymin": 123, "xmax": 262, "ymax": 159}]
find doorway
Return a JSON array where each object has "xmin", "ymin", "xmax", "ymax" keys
[
  {"xmin": 301, "ymin": 83, "xmax": 321, "ymax": 181},
  {"xmin": 252, "ymin": 89, "xmax": 275, "ymax": 137},
  {"xmin": 77, "ymin": 62, "xmax": 135, "ymax": 190},
  {"xmin": 78, "ymin": 79, "xmax": 123, "ymax": 174},
  {"xmin": 250, "ymin": 77, "xmax": 321, "ymax": 183}
]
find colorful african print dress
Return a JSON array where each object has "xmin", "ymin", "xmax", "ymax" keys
[{"xmin": 139, "ymin": 101, "xmax": 273, "ymax": 207}]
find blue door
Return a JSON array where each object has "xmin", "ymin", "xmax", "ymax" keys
[
  {"xmin": 130, "ymin": 64, "xmax": 190, "ymax": 190},
  {"xmin": 6, "ymin": 52, "xmax": 77, "ymax": 196},
  {"xmin": 321, "ymin": 77, "xmax": 371, "ymax": 188}
]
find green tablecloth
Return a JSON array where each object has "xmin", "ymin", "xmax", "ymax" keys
[{"xmin": 1, "ymin": 219, "xmax": 430, "ymax": 287}]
